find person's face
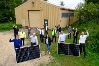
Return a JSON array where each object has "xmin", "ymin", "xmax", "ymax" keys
[
  {"xmin": 81, "ymin": 32, "xmax": 84, "ymax": 35},
  {"xmin": 33, "ymin": 33, "xmax": 35, "ymax": 37},
  {"xmin": 61, "ymin": 31, "xmax": 63, "ymax": 34},
  {"xmin": 16, "ymin": 35, "xmax": 19, "ymax": 39},
  {"xmin": 15, "ymin": 26, "xmax": 17, "ymax": 28},
  {"xmin": 76, "ymin": 28, "xmax": 77, "ymax": 30},
  {"xmin": 47, "ymin": 34, "xmax": 49, "ymax": 38}
]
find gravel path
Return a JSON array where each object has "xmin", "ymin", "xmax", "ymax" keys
[{"xmin": 0, "ymin": 29, "xmax": 52, "ymax": 66}]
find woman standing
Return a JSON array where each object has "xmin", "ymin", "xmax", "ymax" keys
[{"xmin": 45, "ymin": 34, "xmax": 52, "ymax": 54}]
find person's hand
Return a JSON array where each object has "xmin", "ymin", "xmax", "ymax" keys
[
  {"xmin": 13, "ymin": 24, "xmax": 15, "ymax": 27},
  {"xmin": 86, "ymin": 30, "xmax": 88, "ymax": 32}
]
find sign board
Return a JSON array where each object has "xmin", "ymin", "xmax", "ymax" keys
[
  {"xmin": 58, "ymin": 43, "xmax": 80, "ymax": 56},
  {"xmin": 15, "ymin": 45, "xmax": 40, "ymax": 63}
]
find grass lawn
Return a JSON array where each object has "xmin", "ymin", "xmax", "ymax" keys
[
  {"xmin": 37, "ymin": 30, "xmax": 99, "ymax": 66},
  {"xmin": 0, "ymin": 22, "xmax": 22, "ymax": 32}
]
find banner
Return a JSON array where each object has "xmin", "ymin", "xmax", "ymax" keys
[
  {"xmin": 15, "ymin": 45, "xmax": 40, "ymax": 63},
  {"xmin": 58, "ymin": 43, "xmax": 80, "ymax": 56}
]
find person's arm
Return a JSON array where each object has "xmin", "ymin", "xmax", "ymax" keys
[
  {"xmin": 9, "ymin": 39, "xmax": 14, "ymax": 42},
  {"xmin": 19, "ymin": 39, "xmax": 22, "ymax": 47},
  {"xmin": 24, "ymin": 32, "xmax": 26, "ymax": 38},
  {"xmin": 86, "ymin": 31, "xmax": 89, "ymax": 37},
  {"xmin": 36, "ymin": 36, "xmax": 38, "ymax": 45},
  {"xmin": 64, "ymin": 33, "xmax": 70, "ymax": 36},
  {"xmin": 37, "ymin": 28, "xmax": 40, "ymax": 31},
  {"xmin": 58, "ymin": 35, "xmax": 61, "ymax": 43}
]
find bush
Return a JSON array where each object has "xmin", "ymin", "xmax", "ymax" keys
[
  {"xmin": 72, "ymin": 20, "xmax": 99, "ymax": 53},
  {"xmin": 0, "ymin": 22, "xmax": 22, "ymax": 32}
]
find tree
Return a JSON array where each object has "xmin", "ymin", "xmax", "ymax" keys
[
  {"xmin": 60, "ymin": 1, "xmax": 65, "ymax": 6},
  {"xmin": 0, "ymin": 0, "xmax": 22, "ymax": 23},
  {"xmin": 75, "ymin": 2, "xmax": 99, "ymax": 21},
  {"xmin": 85, "ymin": 0, "xmax": 99, "ymax": 4}
]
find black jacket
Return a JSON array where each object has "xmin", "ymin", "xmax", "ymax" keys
[
  {"xmin": 44, "ymin": 37, "xmax": 52, "ymax": 46},
  {"xmin": 13, "ymin": 27, "xmax": 19, "ymax": 34},
  {"xmin": 73, "ymin": 30, "xmax": 79, "ymax": 37}
]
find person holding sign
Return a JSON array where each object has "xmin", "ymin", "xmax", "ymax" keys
[
  {"xmin": 58, "ymin": 31, "xmax": 70, "ymax": 44},
  {"xmin": 9, "ymin": 35, "xmax": 22, "ymax": 50},
  {"xmin": 79, "ymin": 30, "xmax": 89, "ymax": 58},
  {"xmin": 30, "ymin": 33, "xmax": 38, "ymax": 46}
]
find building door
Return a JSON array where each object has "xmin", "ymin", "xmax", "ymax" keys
[
  {"xmin": 44, "ymin": 19, "xmax": 48, "ymax": 29},
  {"xmin": 29, "ymin": 11, "xmax": 42, "ymax": 28},
  {"xmin": 44, "ymin": 19, "xmax": 48, "ymax": 26}
]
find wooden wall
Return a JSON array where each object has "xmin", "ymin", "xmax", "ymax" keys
[{"xmin": 15, "ymin": 0, "xmax": 78, "ymax": 29}]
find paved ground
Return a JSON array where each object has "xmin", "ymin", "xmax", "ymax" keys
[{"xmin": 0, "ymin": 28, "xmax": 52, "ymax": 66}]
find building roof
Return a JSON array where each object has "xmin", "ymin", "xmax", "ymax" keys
[{"xmin": 42, "ymin": 0, "xmax": 74, "ymax": 11}]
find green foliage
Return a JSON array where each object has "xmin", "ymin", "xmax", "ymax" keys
[
  {"xmin": 85, "ymin": 0, "xmax": 99, "ymax": 4},
  {"xmin": 75, "ymin": 2, "xmax": 99, "ymax": 22},
  {"xmin": 72, "ymin": 20, "xmax": 99, "ymax": 53},
  {"xmin": 0, "ymin": 22, "xmax": 22, "ymax": 32},
  {"xmin": 0, "ymin": 0, "xmax": 22, "ymax": 23}
]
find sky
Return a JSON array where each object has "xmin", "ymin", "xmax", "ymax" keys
[{"xmin": 48, "ymin": 0, "xmax": 84, "ymax": 9}]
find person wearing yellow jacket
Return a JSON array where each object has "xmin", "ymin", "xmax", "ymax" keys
[
  {"xmin": 52, "ymin": 28, "xmax": 57, "ymax": 42},
  {"xmin": 19, "ymin": 30, "xmax": 26, "ymax": 46}
]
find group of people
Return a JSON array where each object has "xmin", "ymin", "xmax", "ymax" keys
[{"xmin": 9, "ymin": 24, "xmax": 89, "ymax": 58}]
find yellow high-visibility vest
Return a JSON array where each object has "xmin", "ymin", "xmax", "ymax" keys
[
  {"xmin": 52, "ymin": 30, "xmax": 56, "ymax": 36},
  {"xmin": 19, "ymin": 32, "xmax": 26, "ymax": 38}
]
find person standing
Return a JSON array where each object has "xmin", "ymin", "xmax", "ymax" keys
[
  {"xmin": 55, "ymin": 24, "xmax": 61, "ymax": 37},
  {"xmin": 37, "ymin": 28, "xmax": 44, "ymax": 43},
  {"xmin": 58, "ymin": 31, "xmax": 70, "ymax": 43},
  {"xmin": 45, "ymin": 34, "xmax": 52, "ymax": 54},
  {"xmin": 9, "ymin": 35, "xmax": 22, "ymax": 50},
  {"xmin": 68, "ymin": 26, "xmax": 72, "ymax": 39},
  {"xmin": 45, "ymin": 25, "xmax": 48, "ymax": 34},
  {"xmin": 73, "ymin": 28, "xmax": 79, "ymax": 44},
  {"xmin": 30, "ymin": 33, "xmax": 38, "ymax": 46},
  {"xmin": 52, "ymin": 28, "xmax": 57, "ymax": 42},
  {"xmin": 19, "ymin": 30, "xmax": 26, "ymax": 46},
  {"xmin": 79, "ymin": 30, "xmax": 89, "ymax": 58},
  {"xmin": 13, "ymin": 25, "xmax": 19, "ymax": 38},
  {"xmin": 28, "ymin": 26, "xmax": 31, "ymax": 37}
]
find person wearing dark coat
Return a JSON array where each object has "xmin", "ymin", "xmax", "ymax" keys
[
  {"xmin": 13, "ymin": 25, "xmax": 19, "ymax": 38},
  {"xmin": 73, "ymin": 28, "xmax": 79, "ymax": 44},
  {"xmin": 44, "ymin": 34, "xmax": 52, "ymax": 54}
]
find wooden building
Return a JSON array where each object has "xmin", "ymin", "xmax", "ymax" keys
[{"xmin": 15, "ymin": 0, "xmax": 78, "ymax": 29}]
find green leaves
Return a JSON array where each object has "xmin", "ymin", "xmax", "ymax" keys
[
  {"xmin": 75, "ymin": 2, "xmax": 99, "ymax": 22},
  {"xmin": 0, "ymin": 0, "xmax": 22, "ymax": 23}
]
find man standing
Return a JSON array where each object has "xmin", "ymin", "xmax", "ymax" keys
[
  {"xmin": 58, "ymin": 31, "xmax": 70, "ymax": 43},
  {"xmin": 30, "ymin": 33, "xmax": 38, "ymax": 46},
  {"xmin": 37, "ymin": 28, "xmax": 44, "ymax": 43},
  {"xmin": 13, "ymin": 25, "xmax": 19, "ymax": 38},
  {"xmin": 9, "ymin": 35, "xmax": 22, "ymax": 50},
  {"xmin": 52, "ymin": 28, "xmax": 57, "ymax": 42},
  {"xmin": 19, "ymin": 30, "xmax": 26, "ymax": 46},
  {"xmin": 28, "ymin": 26, "xmax": 31, "ymax": 37},
  {"xmin": 73, "ymin": 28, "xmax": 79, "ymax": 44},
  {"xmin": 68, "ymin": 26, "xmax": 72, "ymax": 39},
  {"xmin": 55, "ymin": 24, "xmax": 61, "ymax": 37},
  {"xmin": 79, "ymin": 30, "xmax": 89, "ymax": 58}
]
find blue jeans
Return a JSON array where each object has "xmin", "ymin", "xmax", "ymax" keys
[{"xmin": 46, "ymin": 44, "xmax": 50, "ymax": 51}]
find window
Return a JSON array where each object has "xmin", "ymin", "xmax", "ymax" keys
[
  {"xmin": 70, "ymin": 13, "xmax": 74, "ymax": 17},
  {"xmin": 61, "ymin": 13, "xmax": 68, "ymax": 18}
]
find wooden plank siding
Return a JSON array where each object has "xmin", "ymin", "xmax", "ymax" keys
[{"xmin": 15, "ymin": 0, "xmax": 78, "ymax": 29}]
